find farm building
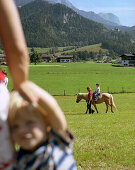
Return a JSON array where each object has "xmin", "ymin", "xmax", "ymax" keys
[
  {"xmin": 56, "ymin": 55, "xmax": 73, "ymax": 63},
  {"xmin": 41, "ymin": 54, "xmax": 54, "ymax": 62},
  {"xmin": 120, "ymin": 53, "xmax": 135, "ymax": 66}
]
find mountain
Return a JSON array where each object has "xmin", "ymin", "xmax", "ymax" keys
[
  {"xmin": 98, "ymin": 13, "xmax": 120, "ymax": 25},
  {"xmin": 15, "ymin": 0, "xmax": 76, "ymax": 9},
  {"xmin": 15, "ymin": 0, "xmax": 35, "ymax": 6},
  {"xmin": 18, "ymin": 0, "xmax": 108, "ymax": 47},
  {"xmin": 118, "ymin": 25, "xmax": 135, "ymax": 40},
  {"xmin": 15, "ymin": 0, "xmax": 120, "ymax": 28},
  {"xmin": 76, "ymin": 10, "xmax": 119, "ymax": 27},
  {"xmin": 16, "ymin": 0, "xmax": 135, "ymax": 56}
]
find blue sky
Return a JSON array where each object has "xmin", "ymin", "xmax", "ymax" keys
[{"xmin": 69, "ymin": 0, "xmax": 135, "ymax": 27}]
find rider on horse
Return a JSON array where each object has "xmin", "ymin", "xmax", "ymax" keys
[{"xmin": 93, "ymin": 83, "xmax": 100, "ymax": 101}]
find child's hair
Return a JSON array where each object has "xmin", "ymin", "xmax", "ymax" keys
[
  {"xmin": 8, "ymin": 91, "xmax": 46, "ymax": 130},
  {"xmin": 96, "ymin": 83, "xmax": 100, "ymax": 86},
  {"xmin": 87, "ymin": 87, "xmax": 92, "ymax": 91}
]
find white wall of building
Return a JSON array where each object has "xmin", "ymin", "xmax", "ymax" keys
[
  {"xmin": 60, "ymin": 59, "xmax": 71, "ymax": 63},
  {"xmin": 121, "ymin": 60, "xmax": 129, "ymax": 66}
]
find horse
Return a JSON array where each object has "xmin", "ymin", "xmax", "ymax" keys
[{"xmin": 76, "ymin": 93, "xmax": 116, "ymax": 113}]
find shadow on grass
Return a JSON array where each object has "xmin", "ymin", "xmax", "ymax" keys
[
  {"xmin": 112, "ymin": 64, "xmax": 122, "ymax": 67},
  {"xmin": 65, "ymin": 113, "xmax": 84, "ymax": 115},
  {"xmin": 65, "ymin": 112, "xmax": 101, "ymax": 115}
]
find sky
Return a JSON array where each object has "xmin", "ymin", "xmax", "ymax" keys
[{"xmin": 69, "ymin": 0, "xmax": 135, "ymax": 27}]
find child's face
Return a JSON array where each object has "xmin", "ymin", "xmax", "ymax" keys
[{"xmin": 11, "ymin": 113, "xmax": 46, "ymax": 151}]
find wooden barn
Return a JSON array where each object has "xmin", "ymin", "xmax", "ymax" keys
[
  {"xmin": 41, "ymin": 54, "xmax": 54, "ymax": 62},
  {"xmin": 120, "ymin": 53, "xmax": 135, "ymax": 66}
]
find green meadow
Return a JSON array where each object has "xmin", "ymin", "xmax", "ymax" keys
[
  {"xmin": 7, "ymin": 62, "xmax": 134, "ymax": 94},
  {"xmin": 3, "ymin": 62, "xmax": 135, "ymax": 169},
  {"xmin": 28, "ymin": 43, "xmax": 108, "ymax": 55},
  {"xmin": 30, "ymin": 62, "xmax": 135, "ymax": 95},
  {"xmin": 56, "ymin": 94, "xmax": 135, "ymax": 169}
]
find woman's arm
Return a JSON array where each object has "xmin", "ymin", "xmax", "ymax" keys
[{"xmin": 0, "ymin": 0, "xmax": 29, "ymax": 90}]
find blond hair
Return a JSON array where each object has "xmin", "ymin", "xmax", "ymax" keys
[{"xmin": 8, "ymin": 91, "xmax": 46, "ymax": 129}]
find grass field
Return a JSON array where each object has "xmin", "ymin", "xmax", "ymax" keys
[
  {"xmin": 55, "ymin": 43, "xmax": 108, "ymax": 55},
  {"xmin": 2, "ymin": 62, "xmax": 135, "ymax": 169},
  {"xmin": 55, "ymin": 94, "xmax": 135, "ymax": 169},
  {"xmin": 27, "ymin": 43, "xmax": 108, "ymax": 56},
  {"xmin": 6, "ymin": 62, "xmax": 135, "ymax": 94}
]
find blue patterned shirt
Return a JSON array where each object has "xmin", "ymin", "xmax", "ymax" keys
[{"xmin": 12, "ymin": 130, "xmax": 76, "ymax": 170}]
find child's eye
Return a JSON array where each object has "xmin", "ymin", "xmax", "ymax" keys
[
  {"xmin": 11, "ymin": 125, "xmax": 19, "ymax": 131},
  {"xmin": 26, "ymin": 120, "xmax": 35, "ymax": 126}
]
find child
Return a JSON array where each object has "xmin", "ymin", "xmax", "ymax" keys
[
  {"xmin": 87, "ymin": 87, "xmax": 94, "ymax": 114},
  {"xmin": 93, "ymin": 83, "xmax": 100, "ymax": 101},
  {"xmin": 0, "ymin": 71, "xmax": 12, "ymax": 169},
  {"xmin": 8, "ymin": 81, "xmax": 76, "ymax": 170}
]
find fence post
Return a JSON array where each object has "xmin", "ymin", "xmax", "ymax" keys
[
  {"xmin": 64, "ymin": 90, "xmax": 66, "ymax": 96},
  {"xmin": 122, "ymin": 87, "xmax": 124, "ymax": 93},
  {"xmin": 107, "ymin": 87, "xmax": 109, "ymax": 93}
]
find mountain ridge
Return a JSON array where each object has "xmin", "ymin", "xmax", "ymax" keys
[
  {"xmin": 16, "ymin": 0, "xmax": 135, "ymax": 56},
  {"xmin": 98, "ymin": 12, "xmax": 120, "ymax": 25},
  {"xmin": 15, "ymin": 0, "xmax": 121, "ymax": 28}
]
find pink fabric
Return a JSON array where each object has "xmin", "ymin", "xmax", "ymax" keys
[
  {"xmin": 0, "ymin": 84, "xmax": 12, "ymax": 169},
  {"xmin": 88, "ymin": 91, "xmax": 93, "ymax": 100},
  {"xmin": 0, "ymin": 71, "xmax": 5, "ymax": 82}
]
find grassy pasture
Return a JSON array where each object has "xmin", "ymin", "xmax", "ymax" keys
[
  {"xmin": 55, "ymin": 94, "xmax": 135, "ymax": 169},
  {"xmin": 28, "ymin": 46, "xmax": 72, "ymax": 54},
  {"xmin": 55, "ymin": 43, "xmax": 108, "ymax": 55},
  {"xmin": 27, "ymin": 43, "xmax": 108, "ymax": 55},
  {"xmin": 5, "ymin": 62, "xmax": 135, "ymax": 94},
  {"xmin": 3, "ymin": 62, "xmax": 135, "ymax": 169},
  {"xmin": 29, "ymin": 62, "xmax": 135, "ymax": 94}
]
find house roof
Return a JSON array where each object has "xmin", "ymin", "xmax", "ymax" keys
[
  {"xmin": 120, "ymin": 53, "xmax": 135, "ymax": 57},
  {"xmin": 57, "ymin": 55, "xmax": 73, "ymax": 59}
]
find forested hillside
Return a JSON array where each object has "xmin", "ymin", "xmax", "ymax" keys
[
  {"xmin": 18, "ymin": 0, "xmax": 135, "ymax": 55},
  {"xmin": 19, "ymin": 0, "xmax": 107, "ymax": 47}
]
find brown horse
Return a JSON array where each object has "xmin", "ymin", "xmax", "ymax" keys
[{"xmin": 76, "ymin": 93, "xmax": 116, "ymax": 113}]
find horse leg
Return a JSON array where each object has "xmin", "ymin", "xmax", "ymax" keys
[
  {"xmin": 111, "ymin": 104, "xmax": 114, "ymax": 113},
  {"xmin": 106, "ymin": 103, "xmax": 109, "ymax": 113},
  {"xmin": 93, "ymin": 103, "xmax": 98, "ymax": 113},
  {"xmin": 85, "ymin": 107, "xmax": 88, "ymax": 114}
]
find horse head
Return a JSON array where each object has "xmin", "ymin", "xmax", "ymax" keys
[{"xmin": 76, "ymin": 93, "xmax": 82, "ymax": 103}]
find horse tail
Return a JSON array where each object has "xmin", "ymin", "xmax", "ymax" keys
[{"xmin": 110, "ymin": 94, "xmax": 117, "ymax": 109}]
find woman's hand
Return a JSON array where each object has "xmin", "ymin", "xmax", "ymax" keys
[{"xmin": 18, "ymin": 81, "xmax": 39, "ymax": 103}]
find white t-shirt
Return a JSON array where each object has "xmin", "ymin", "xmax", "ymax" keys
[
  {"xmin": 96, "ymin": 87, "xmax": 100, "ymax": 94},
  {"xmin": 0, "ymin": 84, "xmax": 12, "ymax": 169}
]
